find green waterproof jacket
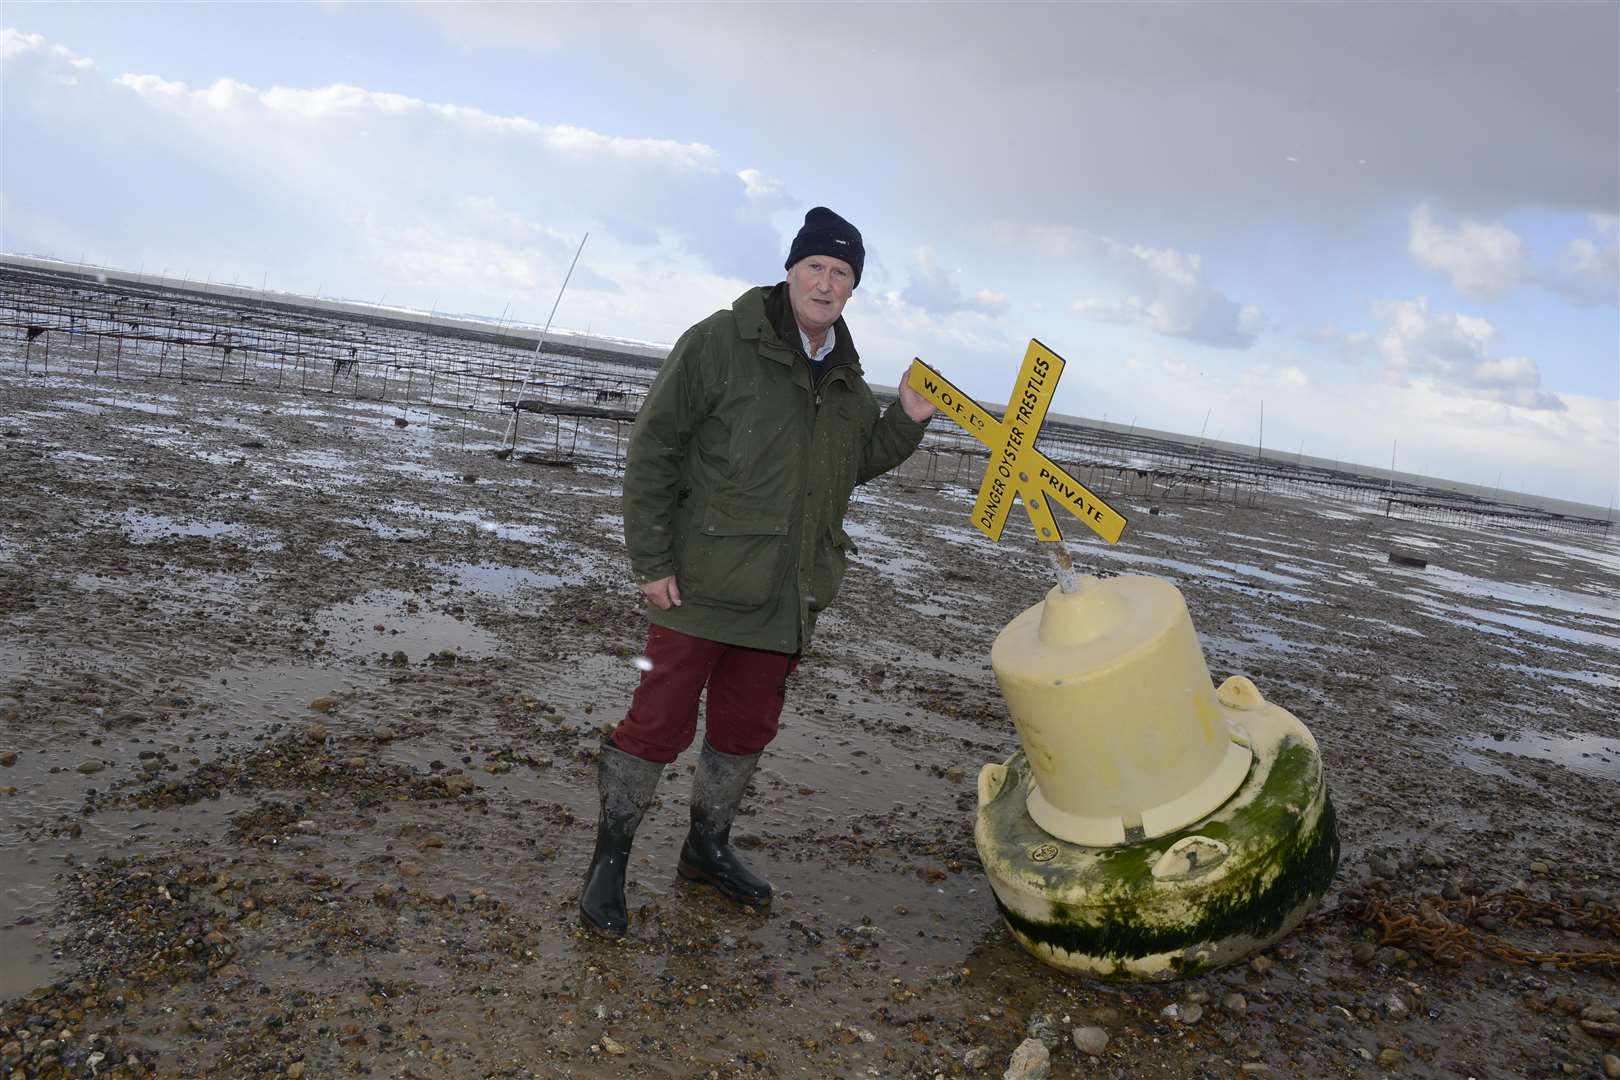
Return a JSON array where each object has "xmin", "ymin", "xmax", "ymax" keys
[{"xmin": 622, "ymin": 284, "xmax": 928, "ymax": 653}]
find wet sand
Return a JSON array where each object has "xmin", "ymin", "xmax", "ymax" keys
[{"xmin": 1, "ymin": 365, "xmax": 1617, "ymax": 1079}]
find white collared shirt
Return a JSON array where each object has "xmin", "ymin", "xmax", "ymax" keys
[{"xmin": 799, "ymin": 324, "xmax": 836, "ymax": 365}]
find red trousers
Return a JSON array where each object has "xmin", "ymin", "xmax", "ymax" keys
[{"xmin": 612, "ymin": 624, "xmax": 800, "ymax": 764}]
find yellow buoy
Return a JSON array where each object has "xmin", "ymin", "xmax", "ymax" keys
[
  {"xmin": 978, "ymin": 574, "xmax": 1339, "ymax": 980},
  {"xmin": 992, "ymin": 576, "xmax": 1254, "ymax": 846}
]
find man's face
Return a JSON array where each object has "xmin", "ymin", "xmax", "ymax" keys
[{"xmin": 786, "ymin": 255, "xmax": 855, "ymax": 338}]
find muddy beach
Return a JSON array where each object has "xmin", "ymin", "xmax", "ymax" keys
[{"xmin": 1, "ymin": 356, "xmax": 1618, "ymax": 1080}]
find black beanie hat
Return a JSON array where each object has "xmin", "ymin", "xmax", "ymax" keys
[{"xmin": 784, "ymin": 206, "xmax": 864, "ymax": 287}]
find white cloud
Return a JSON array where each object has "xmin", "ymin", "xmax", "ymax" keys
[
  {"xmin": 1408, "ymin": 204, "xmax": 1618, "ymax": 308},
  {"xmin": 861, "ymin": 288, "xmax": 1015, "ymax": 370},
  {"xmin": 900, "ymin": 247, "xmax": 1008, "ymax": 318},
  {"xmin": 1549, "ymin": 233, "xmax": 1619, "ymax": 306},
  {"xmin": 91, "ymin": 61, "xmax": 776, "ymax": 286},
  {"xmin": 737, "ymin": 168, "xmax": 787, "ymax": 203},
  {"xmin": 1408, "ymin": 205, "xmax": 1529, "ymax": 299},
  {"xmin": 1012, "ymin": 228, "xmax": 1260, "ymax": 349},
  {"xmin": 1371, "ymin": 296, "xmax": 1562, "ymax": 410},
  {"xmin": 113, "ymin": 74, "xmax": 718, "ymax": 170},
  {"xmin": 1, "ymin": 27, "xmax": 95, "ymax": 69},
  {"xmin": 415, "ymin": 5, "xmax": 1619, "ymax": 234}
]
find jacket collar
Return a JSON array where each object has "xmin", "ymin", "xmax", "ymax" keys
[{"xmin": 734, "ymin": 284, "xmax": 863, "ymax": 378}]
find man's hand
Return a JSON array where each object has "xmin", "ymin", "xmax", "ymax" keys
[
  {"xmin": 639, "ymin": 575, "xmax": 682, "ymax": 609},
  {"xmin": 898, "ymin": 379, "xmax": 936, "ymax": 423}
]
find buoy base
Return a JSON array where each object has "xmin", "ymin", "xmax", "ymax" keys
[{"xmin": 974, "ymin": 680, "xmax": 1338, "ymax": 981}]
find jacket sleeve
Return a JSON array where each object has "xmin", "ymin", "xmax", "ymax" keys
[
  {"xmin": 856, "ymin": 398, "xmax": 928, "ymax": 485},
  {"xmin": 622, "ymin": 323, "xmax": 713, "ymax": 583}
]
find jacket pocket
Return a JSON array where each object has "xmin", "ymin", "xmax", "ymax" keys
[
  {"xmin": 807, "ymin": 524, "xmax": 858, "ymax": 612},
  {"xmin": 679, "ymin": 503, "xmax": 791, "ymax": 611}
]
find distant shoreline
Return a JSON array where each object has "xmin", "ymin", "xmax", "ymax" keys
[{"xmin": 3, "ymin": 250, "xmax": 1613, "ymax": 523}]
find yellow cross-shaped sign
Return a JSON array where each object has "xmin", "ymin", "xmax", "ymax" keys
[{"xmin": 907, "ymin": 340, "xmax": 1127, "ymax": 545}]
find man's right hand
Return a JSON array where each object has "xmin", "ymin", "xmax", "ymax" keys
[{"xmin": 639, "ymin": 576, "xmax": 682, "ymax": 609}]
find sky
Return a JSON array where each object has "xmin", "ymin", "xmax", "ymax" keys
[{"xmin": 2, "ymin": 2, "xmax": 1617, "ymax": 509}]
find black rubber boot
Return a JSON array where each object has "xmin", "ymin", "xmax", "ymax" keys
[
  {"xmin": 677, "ymin": 740, "xmax": 771, "ymax": 906},
  {"xmin": 580, "ymin": 740, "xmax": 664, "ymax": 937}
]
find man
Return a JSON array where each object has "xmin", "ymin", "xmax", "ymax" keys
[{"xmin": 581, "ymin": 206, "xmax": 937, "ymax": 936}]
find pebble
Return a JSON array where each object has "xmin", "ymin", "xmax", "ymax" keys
[
  {"xmin": 439, "ymin": 774, "xmax": 476, "ymax": 797},
  {"xmin": 1026, "ymin": 1012, "xmax": 1060, "ymax": 1050},
  {"xmin": 1529, "ymin": 860, "xmax": 1551, "ymax": 875},
  {"xmin": 1370, "ymin": 856, "xmax": 1399, "ymax": 878},
  {"xmin": 1384, "ymin": 993, "xmax": 1409, "ymax": 1020},
  {"xmin": 1250, "ymin": 955, "xmax": 1274, "ymax": 976},
  {"xmin": 1601, "ymin": 1053, "xmax": 1619, "ymax": 1079},
  {"xmin": 599, "ymin": 1035, "xmax": 625, "ymax": 1056},
  {"xmin": 963, "ymin": 1046, "xmax": 992, "ymax": 1070},
  {"xmin": 1221, "ymin": 992, "xmax": 1248, "ymax": 1012},
  {"xmin": 1239, "ymin": 1065, "xmax": 1271, "ymax": 1076},
  {"xmin": 1377, "ymin": 1047, "xmax": 1404, "ymax": 1068},
  {"xmin": 76, "ymin": 760, "xmax": 105, "ymax": 774},
  {"xmin": 0, "ymin": 751, "xmax": 15, "ymax": 767},
  {"xmin": 1584, "ymin": 1004, "xmax": 1619, "ymax": 1024},
  {"xmin": 1071, "ymin": 1026, "xmax": 1108, "ymax": 1056},
  {"xmin": 1002, "ymin": 1038, "xmax": 1050, "ymax": 1080},
  {"xmin": 287, "ymin": 1063, "xmax": 305, "ymax": 1078},
  {"xmin": 1086, "ymin": 1006, "xmax": 1123, "ymax": 1029},
  {"xmin": 1351, "ymin": 941, "xmax": 1378, "ymax": 966},
  {"xmin": 1182, "ymin": 1003, "xmax": 1204, "ymax": 1024}
]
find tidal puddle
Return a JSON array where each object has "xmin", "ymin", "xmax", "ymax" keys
[
  {"xmin": 121, "ymin": 510, "xmax": 245, "ymax": 543},
  {"xmin": 1060, "ymin": 545, "xmax": 1215, "ymax": 582},
  {"xmin": 386, "ymin": 502, "xmax": 556, "ymax": 545},
  {"xmin": 52, "ymin": 451, "xmax": 113, "ymax": 467},
  {"xmin": 1411, "ymin": 598, "xmax": 1620, "ymax": 651},
  {"xmin": 195, "ymin": 662, "xmax": 374, "ymax": 720},
  {"xmin": 96, "ymin": 397, "xmax": 180, "ymax": 416},
  {"xmin": 1496, "ymin": 663, "xmax": 1620, "ymax": 690},
  {"xmin": 430, "ymin": 560, "xmax": 568, "ymax": 595},
  {"xmin": 45, "ymin": 399, "xmax": 103, "ymax": 415},
  {"xmin": 1342, "ymin": 614, "xmax": 1425, "ymax": 638},
  {"xmin": 1458, "ymin": 731, "xmax": 1620, "ymax": 780},
  {"xmin": 286, "ymin": 449, "xmax": 363, "ymax": 474},
  {"xmin": 1207, "ymin": 560, "xmax": 1313, "ymax": 588},
  {"xmin": 337, "ymin": 516, "xmax": 427, "ymax": 542},
  {"xmin": 380, "ymin": 460, "xmax": 461, "ymax": 484},
  {"xmin": 1395, "ymin": 565, "xmax": 1620, "ymax": 624},
  {"xmin": 1510, "ymin": 534, "xmax": 1620, "ymax": 576},
  {"xmin": 0, "ymin": 794, "xmax": 255, "ymax": 1000},
  {"xmin": 315, "ymin": 589, "xmax": 497, "ymax": 662},
  {"xmin": 844, "ymin": 521, "xmax": 932, "ymax": 581},
  {"xmin": 1204, "ymin": 627, "xmax": 1342, "ymax": 662},
  {"xmin": 198, "ymin": 415, "xmax": 265, "ymax": 436}
]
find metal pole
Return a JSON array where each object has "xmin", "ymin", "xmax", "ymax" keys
[
  {"xmin": 1042, "ymin": 540, "xmax": 1081, "ymax": 594},
  {"xmin": 502, "ymin": 233, "xmax": 589, "ymax": 452}
]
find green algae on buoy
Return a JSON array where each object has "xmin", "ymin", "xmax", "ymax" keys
[{"xmin": 977, "ymin": 575, "xmax": 1339, "ymax": 980}]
